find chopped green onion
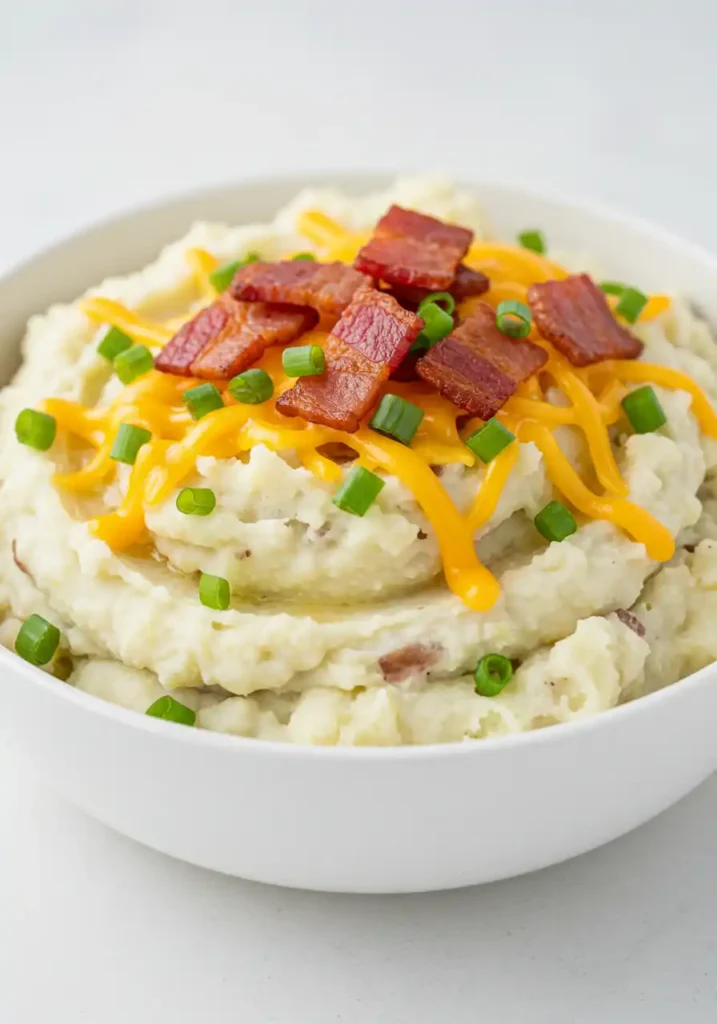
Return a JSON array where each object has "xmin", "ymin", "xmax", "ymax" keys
[
  {"xmin": 370, "ymin": 393, "xmax": 424, "ymax": 445},
  {"xmin": 518, "ymin": 229, "xmax": 546, "ymax": 254},
  {"xmin": 146, "ymin": 695, "xmax": 196, "ymax": 726},
  {"xmin": 176, "ymin": 487, "xmax": 216, "ymax": 516},
  {"xmin": 418, "ymin": 292, "xmax": 456, "ymax": 316},
  {"xmin": 474, "ymin": 653, "xmax": 513, "ymax": 697},
  {"xmin": 333, "ymin": 465, "xmax": 384, "ymax": 516},
  {"xmin": 282, "ymin": 345, "xmax": 325, "ymax": 377},
  {"xmin": 621, "ymin": 385, "xmax": 667, "ymax": 434},
  {"xmin": 598, "ymin": 281, "xmax": 627, "ymax": 297},
  {"xmin": 110, "ymin": 423, "xmax": 152, "ymax": 465},
  {"xmin": 98, "ymin": 326, "xmax": 133, "ymax": 361},
  {"xmin": 418, "ymin": 301, "xmax": 454, "ymax": 344},
  {"xmin": 114, "ymin": 344, "xmax": 154, "ymax": 385},
  {"xmin": 599, "ymin": 282, "xmax": 649, "ymax": 323},
  {"xmin": 465, "ymin": 419, "xmax": 515, "ymax": 463},
  {"xmin": 15, "ymin": 614, "xmax": 60, "ymax": 666},
  {"xmin": 534, "ymin": 500, "xmax": 577, "ymax": 543},
  {"xmin": 496, "ymin": 300, "xmax": 532, "ymax": 338},
  {"xmin": 615, "ymin": 287, "xmax": 648, "ymax": 324},
  {"xmin": 199, "ymin": 573, "xmax": 231, "ymax": 611},
  {"xmin": 15, "ymin": 409, "xmax": 56, "ymax": 451},
  {"xmin": 228, "ymin": 367, "xmax": 274, "ymax": 404},
  {"xmin": 292, "ymin": 252, "xmax": 316, "ymax": 261},
  {"xmin": 183, "ymin": 382, "xmax": 224, "ymax": 420},
  {"xmin": 209, "ymin": 252, "xmax": 260, "ymax": 293}
]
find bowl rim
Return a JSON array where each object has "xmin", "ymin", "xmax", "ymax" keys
[{"xmin": 3, "ymin": 170, "xmax": 717, "ymax": 760}]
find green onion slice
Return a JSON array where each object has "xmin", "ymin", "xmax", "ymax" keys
[
  {"xmin": 418, "ymin": 292, "xmax": 456, "ymax": 316},
  {"xmin": 176, "ymin": 487, "xmax": 216, "ymax": 516},
  {"xmin": 98, "ymin": 326, "xmax": 133, "ymax": 361},
  {"xmin": 418, "ymin": 301, "xmax": 454, "ymax": 344},
  {"xmin": 599, "ymin": 282, "xmax": 649, "ymax": 324},
  {"xmin": 621, "ymin": 385, "xmax": 667, "ymax": 434},
  {"xmin": 465, "ymin": 419, "xmax": 515, "ymax": 463},
  {"xmin": 15, "ymin": 409, "xmax": 56, "ymax": 451},
  {"xmin": 495, "ymin": 300, "xmax": 532, "ymax": 338},
  {"xmin": 517, "ymin": 229, "xmax": 546, "ymax": 254},
  {"xmin": 146, "ymin": 695, "xmax": 196, "ymax": 726},
  {"xmin": 209, "ymin": 252, "xmax": 260, "ymax": 293},
  {"xmin": 183, "ymin": 382, "xmax": 224, "ymax": 420},
  {"xmin": 598, "ymin": 281, "xmax": 627, "ymax": 297},
  {"xmin": 114, "ymin": 344, "xmax": 154, "ymax": 385},
  {"xmin": 369, "ymin": 394, "xmax": 424, "ymax": 446},
  {"xmin": 292, "ymin": 252, "xmax": 316, "ymax": 261},
  {"xmin": 534, "ymin": 500, "xmax": 577, "ymax": 543},
  {"xmin": 199, "ymin": 573, "xmax": 231, "ymax": 611},
  {"xmin": 474, "ymin": 653, "xmax": 514, "ymax": 697},
  {"xmin": 15, "ymin": 614, "xmax": 61, "ymax": 666},
  {"xmin": 228, "ymin": 367, "xmax": 274, "ymax": 404},
  {"xmin": 110, "ymin": 423, "xmax": 152, "ymax": 465},
  {"xmin": 332, "ymin": 465, "xmax": 384, "ymax": 517},
  {"xmin": 282, "ymin": 345, "xmax": 325, "ymax": 377},
  {"xmin": 615, "ymin": 287, "xmax": 648, "ymax": 324}
]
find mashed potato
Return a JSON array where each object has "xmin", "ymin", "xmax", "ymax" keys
[{"xmin": 2, "ymin": 179, "xmax": 717, "ymax": 745}]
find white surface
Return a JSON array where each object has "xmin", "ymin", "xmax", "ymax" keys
[{"xmin": 1, "ymin": 0, "xmax": 717, "ymax": 1018}]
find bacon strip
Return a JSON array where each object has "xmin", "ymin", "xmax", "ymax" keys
[
  {"xmin": 528, "ymin": 274, "xmax": 644, "ymax": 367},
  {"xmin": 378, "ymin": 643, "xmax": 441, "ymax": 683},
  {"xmin": 230, "ymin": 260, "xmax": 370, "ymax": 319},
  {"xmin": 390, "ymin": 263, "xmax": 489, "ymax": 309},
  {"xmin": 416, "ymin": 303, "xmax": 547, "ymax": 418},
  {"xmin": 276, "ymin": 287, "xmax": 423, "ymax": 431},
  {"xmin": 354, "ymin": 205, "xmax": 473, "ymax": 291},
  {"xmin": 155, "ymin": 293, "xmax": 315, "ymax": 378}
]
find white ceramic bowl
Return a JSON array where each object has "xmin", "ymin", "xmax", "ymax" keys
[{"xmin": 1, "ymin": 174, "xmax": 717, "ymax": 893}]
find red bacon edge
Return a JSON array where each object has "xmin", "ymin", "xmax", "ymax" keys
[
  {"xmin": 528, "ymin": 274, "xmax": 644, "ymax": 367},
  {"xmin": 390, "ymin": 263, "xmax": 489, "ymax": 309},
  {"xmin": 354, "ymin": 205, "xmax": 473, "ymax": 291},
  {"xmin": 155, "ymin": 293, "xmax": 316, "ymax": 379},
  {"xmin": 276, "ymin": 286, "xmax": 423, "ymax": 432},
  {"xmin": 231, "ymin": 260, "xmax": 370, "ymax": 320},
  {"xmin": 416, "ymin": 303, "xmax": 547, "ymax": 419}
]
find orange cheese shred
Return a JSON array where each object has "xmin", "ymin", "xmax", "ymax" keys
[
  {"xmin": 467, "ymin": 444, "xmax": 520, "ymax": 531},
  {"xmin": 80, "ymin": 298, "xmax": 173, "ymax": 348},
  {"xmin": 518, "ymin": 421, "xmax": 675, "ymax": 561}
]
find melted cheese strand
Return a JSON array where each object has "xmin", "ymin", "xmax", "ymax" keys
[
  {"xmin": 54, "ymin": 433, "xmax": 116, "ymax": 492},
  {"xmin": 80, "ymin": 298, "xmax": 173, "ymax": 348},
  {"xmin": 92, "ymin": 440, "xmax": 171, "ymax": 548},
  {"xmin": 186, "ymin": 248, "xmax": 218, "ymax": 302},
  {"xmin": 345, "ymin": 430, "xmax": 500, "ymax": 610},
  {"xmin": 467, "ymin": 444, "xmax": 520, "ymax": 531},
  {"xmin": 608, "ymin": 361, "xmax": 717, "ymax": 438},
  {"xmin": 518, "ymin": 421, "xmax": 675, "ymax": 561},
  {"xmin": 465, "ymin": 243, "xmax": 568, "ymax": 283},
  {"xmin": 547, "ymin": 362, "xmax": 627, "ymax": 496}
]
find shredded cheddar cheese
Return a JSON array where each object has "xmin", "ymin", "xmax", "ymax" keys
[{"xmin": 43, "ymin": 218, "xmax": 717, "ymax": 613}]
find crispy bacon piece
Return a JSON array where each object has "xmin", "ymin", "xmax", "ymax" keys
[
  {"xmin": 354, "ymin": 205, "xmax": 473, "ymax": 291},
  {"xmin": 528, "ymin": 274, "xmax": 644, "ymax": 367},
  {"xmin": 390, "ymin": 263, "xmax": 490, "ymax": 309},
  {"xmin": 155, "ymin": 293, "xmax": 315, "ymax": 378},
  {"xmin": 230, "ymin": 260, "xmax": 370, "ymax": 320},
  {"xmin": 276, "ymin": 287, "xmax": 423, "ymax": 431},
  {"xmin": 378, "ymin": 643, "xmax": 441, "ymax": 683},
  {"xmin": 416, "ymin": 303, "xmax": 547, "ymax": 418},
  {"xmin": 615, "ymin": 609, "xmax": 646, "ymax": 638}
]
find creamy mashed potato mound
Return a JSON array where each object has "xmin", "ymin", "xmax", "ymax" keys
[{"xmin": 2, "ymin": 179, "xmax": 717, "ymax": 745}]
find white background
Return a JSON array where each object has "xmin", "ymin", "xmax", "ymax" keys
[{"xmin": 2, "ymin": 1, "xmax": 717, "ymax": 1020}]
